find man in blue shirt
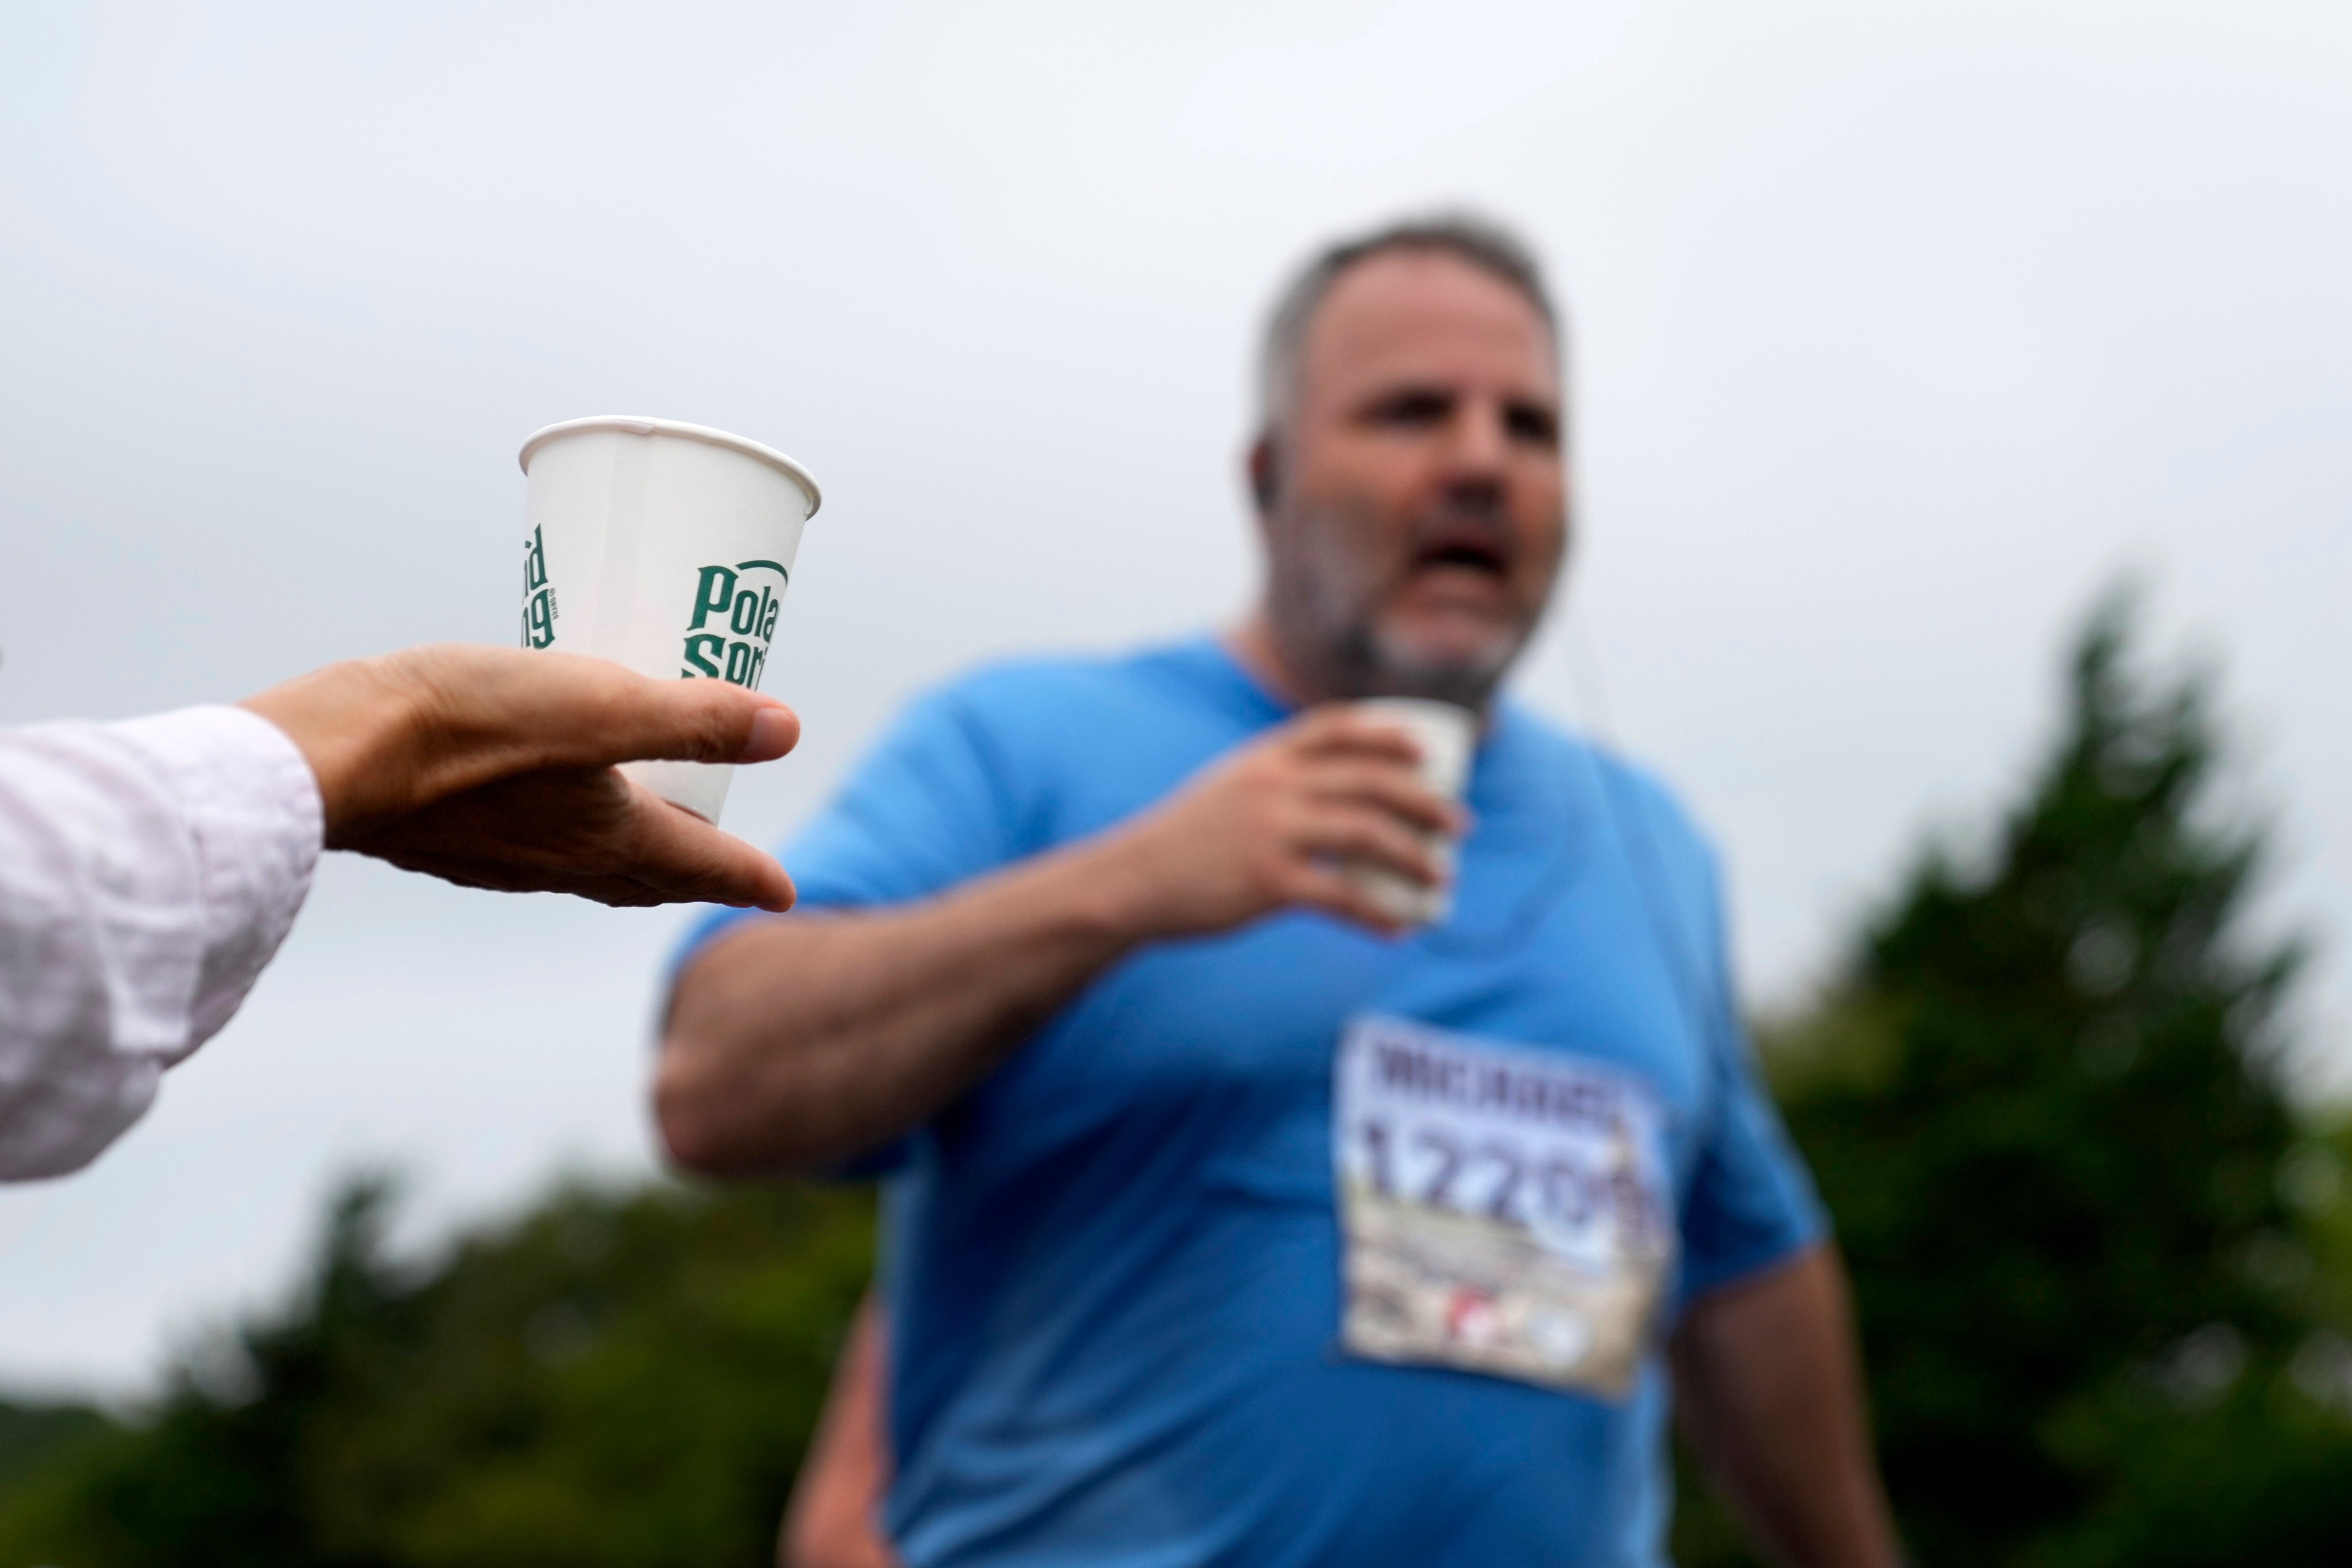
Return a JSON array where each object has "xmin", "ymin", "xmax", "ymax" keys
[{"xmin": 661, "ymin": 215, "xmax": 1899, "ymax": 1567}]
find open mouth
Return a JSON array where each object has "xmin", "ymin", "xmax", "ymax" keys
[{"xmin": 1411, "ymin": 530, "xmax": 1513, "ymax": 582}]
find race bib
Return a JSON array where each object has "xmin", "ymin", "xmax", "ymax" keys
[{"xmin": 1333, "ymin": 1015, "xmax": 1674, "ymax": 1399}]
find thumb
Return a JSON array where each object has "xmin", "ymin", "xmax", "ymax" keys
[
  {"xmin": 306, "ymin": 646, "xmax": 805, "ymax": 829},
  {"xmin": 601, "ymin": 676, "xmax": 801, "ymax": 767},
  {"xmin": 397, "ymin": 646, "xmax": 801, "ymax": 782}
]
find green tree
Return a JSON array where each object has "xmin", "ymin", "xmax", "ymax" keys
[
  {"xmin": 0, "ymin": 1175, "xmax": 874, "ymax": 1568},
  {"xmin": 1677, "ymin": 598, "xmax": 2352, "ymax": 1565},
  {"xmin": 0, "ymin": 1400, "xmax": 111, "ymax": 1495},
  {"xmin": 13, "ymin": 601, "xmax": 2352, "ymax": 1567}
]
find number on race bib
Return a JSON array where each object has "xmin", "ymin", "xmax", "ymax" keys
[{"xmin": 1333, "ymin": 1015, "xmax": 1675, "ymax": 1400}]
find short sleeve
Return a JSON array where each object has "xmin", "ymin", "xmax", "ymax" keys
[
  {"xmin": 1591, "ymin": 751, "xmax": 1826, "ymax": 1307},
  {"xmin": 670, "ymin": 681, "xmax": 1028, "ymax": 975},
  {"xmin": 1677, "ymin": 1004, "xmax": 1827, "ymax": 1303},
  {"xmin": 1674, "ymin": 862, "xmax": 1827, "ymax": 1304},
  {"xmin": 783, "ymin": 686, "xmax": 1028, "ymax": 911}
]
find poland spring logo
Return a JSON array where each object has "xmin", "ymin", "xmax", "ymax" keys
[
  {"xmin": 521, "ymin": 526, "xmax": 558, "ymax": 650},
  {"xmin": 682, "ymin": 560, "xmax": 787, "ymax": 688}
]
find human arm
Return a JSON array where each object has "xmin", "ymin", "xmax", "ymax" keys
[
  {"xmin": 0, "ymin": 643, "xmax": 799, "ymax": 1181},
  {"xmin": 780, "ymin": 1296, "xmax": 899, "ymax": 1568},
  {"xmin": 1669, "ymin": 1245, "xmax": 1902, "ymax": 1568},
  {"xmin": 657, "ymin": 705, "xmax": 1458, "ymax": 1175}
]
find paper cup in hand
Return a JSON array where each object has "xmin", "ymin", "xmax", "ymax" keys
[
  {"xmin": 1349, "ymin": 698, "xmax": 1476, "ymax": 928},
  {"xmin": 518, "ymin": 416, "xmax": 821, "ymax": 824}
]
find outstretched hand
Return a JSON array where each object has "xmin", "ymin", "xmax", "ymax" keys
[{"xmin": 240, "ymin": 645, "xmax": 799, "ymax": 911}]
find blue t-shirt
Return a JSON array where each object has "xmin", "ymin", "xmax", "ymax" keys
[{"xmin": 679, "ymin": 639, "xmax": 1823, "ymax": 1568}]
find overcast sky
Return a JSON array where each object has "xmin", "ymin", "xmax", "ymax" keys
[{"xmin": 4, "ymin": 0, "xmax": 2347, "ymax": 1395}]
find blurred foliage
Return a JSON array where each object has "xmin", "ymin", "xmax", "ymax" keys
[
  {"xmin": 0, "ymin": 1178, "xmax": 873, "ymax": 1568},
  {"xmin": 7, "ymin": 599, "xmax": 2352, "ymax": 1566},
  {"xmin": 0, "ymin": 1403, "xmax": 111, "ymax": 1495},
  {"xmin": 1674, "ymin": 598, "xmax": 2352, "ymax": 1566}
]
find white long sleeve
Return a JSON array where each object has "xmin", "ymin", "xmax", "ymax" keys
[{"xmin": 0, "ymin": 706, "xmax": 322, "ymax": 1181}]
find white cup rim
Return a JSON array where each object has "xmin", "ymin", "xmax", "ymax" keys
[{"xmin": 517, "ymin": 415, "xmax": 822, "ymax": 518}]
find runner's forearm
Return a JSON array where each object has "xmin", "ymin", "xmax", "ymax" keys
[
  {"xmin": 659, "ymin": 707, "xmax": 1453, "ymax": 1175},
  {"xmin": 657, "ymin": 835, "xmax": 1154, "ymax": 1174},
  {"xmin": 1669, "ymin": 1246, "xmax": 1901, "ymax": 1568}
]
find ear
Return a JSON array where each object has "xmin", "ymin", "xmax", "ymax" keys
[{"xmin": 1247, "ymin": 433, "xmax": 1279, "ymax": 515}]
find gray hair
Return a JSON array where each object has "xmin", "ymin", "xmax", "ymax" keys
[{"xmin": 1256, "ymin": 211, "xmax": 1560, "ymax": 434}]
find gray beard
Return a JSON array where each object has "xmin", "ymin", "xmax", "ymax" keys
[
  {"xmin": 1269, "ymin": 504, "xmax": 1526, "ymax": 709},
  {"xmin": 1328, "ymin": 619, "xmax": 1514, "ymax": 709}
]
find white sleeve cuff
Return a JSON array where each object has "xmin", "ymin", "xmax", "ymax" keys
[
  {"xmin": 110, "ymin": 705, "xmax": 325, "ymax": 1053},
  {"xmin": 0, "ymin": 705, "xmax": 323, "ymax": 1179}
]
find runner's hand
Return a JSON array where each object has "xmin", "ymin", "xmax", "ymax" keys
[
  {"xmin": 1093, "ymin": 705, "xmax": 1463, "ymax": 939},
  {"xmin": 240, "ymin": 644, "xmax": 799, "ymax": 911}
]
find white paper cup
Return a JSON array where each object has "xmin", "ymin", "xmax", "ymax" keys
[
  {"xmin": 519, "ymin": 416, "xmax": 821, "ymax": 824},
  {"xmin": 1348, "ymin": 698, "xmax": 1477, "ymax": 928}
]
